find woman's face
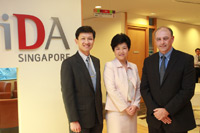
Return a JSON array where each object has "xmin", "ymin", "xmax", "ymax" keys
[{"xmin": 114, "ymin": 42, "xmax": 129, "ymax": 62}]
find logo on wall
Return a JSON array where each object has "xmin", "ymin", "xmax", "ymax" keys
[{"xmin": 0, "ymin": 14, "xmax": 71, "ymax": 62}]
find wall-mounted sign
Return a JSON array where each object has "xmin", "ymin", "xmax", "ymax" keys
[
  {"xmin": 1, "ymin": 14, "xmax": 69, "ymax": 50},
  {"xmin": 0, "ymin": 13, "xmax": 71, "ymax": 62},
  {"xmin": 93, "ymin": 9, "xmax": 115, "ymax": 18}
]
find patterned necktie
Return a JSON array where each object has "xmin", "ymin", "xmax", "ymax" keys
[
  {"xmin": 86, "ymin": 57, "xmax": 96, "ymax": 91},
  {"xmin": 160, "ymin": 56, "xmax": 166, "ymax": 85}
]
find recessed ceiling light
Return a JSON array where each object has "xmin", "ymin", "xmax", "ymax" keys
[
  {"xmin": 151, "ymin": 13, "xmax": 156, "ymax": 15},
  {"xmin": 95, "ymin": 6, "xmax": 102, "ymax": 9}
]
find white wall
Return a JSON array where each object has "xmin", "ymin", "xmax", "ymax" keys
[
  {"xmin": 127, "ymin": 13, "xmax": 148, "ymax": 26},
  {"xmin": 0, "ymin": 0, "xmax": 81, "ymax": 133}
]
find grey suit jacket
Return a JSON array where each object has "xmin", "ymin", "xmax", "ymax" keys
[
  {"xmin": 61, "ymin": 52, "xmax": 103, "ymax": 128},
  {"xmin": 141, "ymin": 49, "xmax": 196, "ymax": 132}
]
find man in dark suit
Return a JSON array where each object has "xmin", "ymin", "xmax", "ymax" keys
[
  {"xmin": 61, "ymin": 26, "xmax": 103, "ymax": 133},
  {"xmin": 140, "ymin": 26, "xmax": 196, "ymax": 133}
]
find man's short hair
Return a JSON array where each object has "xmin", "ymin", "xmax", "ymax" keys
[
  {"xmin": 154, "ymin": 26, "xmax": 173, "ymax": 37},
  {"xmin": 195, "ymin": 48, "xmax": 200, "ymax": 52},
  {"xmin": 75, "ymin": 26, "xmax": 96, "ymax": 39}
]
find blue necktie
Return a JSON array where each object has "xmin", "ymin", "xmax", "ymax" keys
[
  {"xmin": 160, "ymin": 56, "xmax": 166, "ymax": 85},
  {"xmin": 86, "ymin": 57, "xmax": 96, "ymax": 91}
]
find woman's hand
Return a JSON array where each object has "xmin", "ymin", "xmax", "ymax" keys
[{"xmin": 125, "ymin": 105, "xmax": 138, "ymax": 116}]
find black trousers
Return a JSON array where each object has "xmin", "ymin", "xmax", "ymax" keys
[
  {"xmin": 195, "ymin": 68, "xmax": 200, "ymax": 83},
  {"xmin": 148, "ymin": 125, "xmax": 187, "ymax": 133}
]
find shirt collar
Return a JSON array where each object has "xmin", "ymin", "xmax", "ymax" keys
[
  {"xmin": 78, "ymin": 50, "xmax": 90, "ymax": 61},
  {"xmin": 159, "ymin": 47, "xmax": 173, "ymax": 60}
]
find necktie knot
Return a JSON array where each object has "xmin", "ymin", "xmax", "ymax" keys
[
  {"xmin": 161, "ymin": 55, "xmax": 166, "ymax": 60},
  {"xmin": 86, "ymin": 56, "xmax": 90, "ymax": 62},
  {"xmin": 161, "ymin": 56, "xmax": 166, "ymax": 67},
  {"xmin": 86, "ymin": 57, "xmax": 90, "ymax": 67}
]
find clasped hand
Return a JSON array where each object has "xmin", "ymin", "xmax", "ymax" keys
[
  {"xmin": 153, "ymin": 108, "xmax": 172, "ymax": 124},
  {"xmin": 125, "ymin": 105, "xmax": 138, "ymax": 116}
]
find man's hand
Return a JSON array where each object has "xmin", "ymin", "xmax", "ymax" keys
[
  {"xmin": 153, "ymin": 108, "xmax": 172, "ymax": 124},
  {"xmin": 160, "ymin": 116, "xmax": 172, "ymax": 124},
  {"xmin": 70, "ymin": 121, "xmax": 81, "ymax": 133}
]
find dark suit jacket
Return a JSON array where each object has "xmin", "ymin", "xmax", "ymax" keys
[
  {"xmin": 61, "ymin": 52, "xmax": 103, "ymax": 128},
  {"xmin": 140, "ymin": 49, "xmax": 196, "ymax": 132}
]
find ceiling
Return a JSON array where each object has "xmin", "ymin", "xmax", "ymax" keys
[{"xmin": 82, "ymin": 0, "xmax": 200, "ymax": 26}]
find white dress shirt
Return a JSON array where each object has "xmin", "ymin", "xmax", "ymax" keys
[
  {"xmin": 194, "ymin": 54, "xmax": 200, "ymax": 68},
  {"xmin": 78, "ymin": 50, "xmax": 96, "ymax": 74}
]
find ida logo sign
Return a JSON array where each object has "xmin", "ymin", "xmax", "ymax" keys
[{"xmin": 0, "ymin": 14, "xmax": 70, "ymax": 62}]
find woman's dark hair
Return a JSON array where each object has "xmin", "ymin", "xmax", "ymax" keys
[{"xmin": 111, "ymin": 33, "xmax": 131, "ymax": 51}]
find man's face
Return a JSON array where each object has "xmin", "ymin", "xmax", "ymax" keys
[
  {"xmin": 75, "ymin": 33, "xmax": 94, "ymax": 56},
  {"xmin": 155, "ymin": 28, "xmax": 174, "ymax": 55},
  {"xmin": 196, "ymin": 50, "xmax": 200, "ymax": 55}
]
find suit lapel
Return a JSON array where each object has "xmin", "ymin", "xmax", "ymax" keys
[
  {"xmin": 154, "ymin": 53, "xmax": 160, "ymax": 87},
  {"xmin": 161, "ymin": 49, "xmax": 178, "ymax": 85},
  {"xmin": 75, "ymin": 52, "xmax": 94, "ymax": 90}
]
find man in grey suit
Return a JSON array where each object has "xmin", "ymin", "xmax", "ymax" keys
[
  {"xmin": 141, "ymin": 26, "xmax": 196, "ymax": 133},
  {"xmin": 61, "ymin": 26, "xmax": 103, "ymax": 133}
]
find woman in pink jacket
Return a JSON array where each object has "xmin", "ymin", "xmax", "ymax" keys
[{"xmin": 104, "ymin": 33, "xmax": 141, "ymax": 133}]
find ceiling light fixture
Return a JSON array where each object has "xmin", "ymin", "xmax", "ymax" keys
[{"xmin": 95, "ymin": 6, "xmax": 102, "ymax": 9}]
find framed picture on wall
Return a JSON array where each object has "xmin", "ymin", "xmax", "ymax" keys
[{"xmin": 0, "ymin": 68, "xmax": 17, "ymax": 80}]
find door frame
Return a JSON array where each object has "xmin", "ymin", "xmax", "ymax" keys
[
  {"xmin": 124, "ymin": 14, "xmax": 157, "ymax": 57},
  {"xmin": 127, "ymin": 25, "xmax": 149, "ymax": 58}
]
